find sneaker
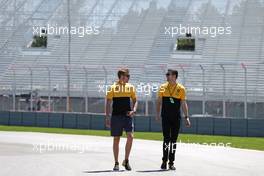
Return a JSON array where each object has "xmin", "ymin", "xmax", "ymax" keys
[
  {"xmin": 122, "ymin": 159, "xmax": 132, "ymax": 171},
  {"xmin": 168, "ymin": 163, "xmax": 176, "ymax": 170},
  {"xmin": 160, "ymin": 161, "xmax": 167, "ymax": 170},
  {"xmin": 113, "ymin": 162, "xmax": 119, "ymax": 171}
]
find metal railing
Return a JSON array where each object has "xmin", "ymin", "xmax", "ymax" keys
[{"xmin": 0, "ymin": 63, "xmax": 263, "ymax": 119}]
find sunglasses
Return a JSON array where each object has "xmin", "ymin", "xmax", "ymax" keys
[{"xmin": 166, "ymin": 73, "xmax": 172, "ymax": 76}]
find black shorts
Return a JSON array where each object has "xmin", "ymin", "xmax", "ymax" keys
[{"xmin": 111, "ymin": 115, "xmax": 134, "ymax": 136}]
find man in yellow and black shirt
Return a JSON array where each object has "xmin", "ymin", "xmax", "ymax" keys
[
  {"xmin": 156, "ymin": 69, "xmax": 191, "ymax": 170},
  {"xmin": 105, "ymin": 68, "xmax": 138, "ymax": 171}
]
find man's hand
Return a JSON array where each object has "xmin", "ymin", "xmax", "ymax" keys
[
  {"xmin": 105, "ymin": 116, "xmax": 111, "ymax": 128},
  {"xmin": 185, "ymin": 117, "xmax": 191, "ymax": 128},
  {"xmin": 127, "ymin": 111, "xmax": 135, "ymax": 117}
]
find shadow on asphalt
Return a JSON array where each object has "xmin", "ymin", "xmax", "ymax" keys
[
  {"xmin": 83, "ymin": 170, "xmax": 125, "ymax": 174},
  {"xmin": 84, "ymin": 169, "xmax": 172, "ymax": 173},
  {"xmin": 136, "ymin": 169, "xmax": 172, "ymax": 173}
]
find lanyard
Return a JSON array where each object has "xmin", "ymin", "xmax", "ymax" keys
[
  {"xmin": 168, "ymin": 83, "xmax": 177, "ymax": 97},
  {"xmin": 167, "ymin": 83, "xmax": 177, "ymax": 104}
]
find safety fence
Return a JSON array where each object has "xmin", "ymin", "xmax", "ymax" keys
[
  {"xmin": 1, "ymin": 63, "xmax": 264, "ymax": 119},
  {"xmin": 0, "ymin": 111, "xmax": 263, "ymax": 137}
]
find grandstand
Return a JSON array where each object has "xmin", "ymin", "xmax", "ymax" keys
[{"xmin": 0, "ymin": 0, "xmax": 264, "ymax": 118}]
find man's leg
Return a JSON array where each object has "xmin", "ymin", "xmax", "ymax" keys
[
  {"xmin": 125, "ymin": 132, "xmax": 133, "ymax": 160},
  {"xmin": 113, "ymin": 136, "xmax": 120, "ymax": 162},
  {"xmin": 168, "ymin": 118, "xmax": 181, "ymax": 167},
  {"xmin": 122, "ymin": 116, "xmax": 133, "ymax": 171},
  {"xmin": 162, "ymin": 116, "xmax": 171, "ymax": 163},
  {"xmin": 111, "ymin": 116, "xmax": 123, "ymax": 171}
]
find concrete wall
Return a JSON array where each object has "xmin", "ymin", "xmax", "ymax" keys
[{"xmin": 0, "ymin": 111, "xmax": 264, "ymax": 137}]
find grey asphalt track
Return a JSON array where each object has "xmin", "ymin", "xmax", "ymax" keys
[{"xmin": 0, "ymin": 131, "xmax": 263, "ymax": 176}]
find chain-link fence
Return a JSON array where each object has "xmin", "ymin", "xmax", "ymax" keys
[{"xmin": 0, "ymin": 63, "xmax": 263, "ymax": 119}]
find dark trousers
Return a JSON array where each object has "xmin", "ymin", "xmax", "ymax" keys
[{"xmin": 161, "ymin": 116, "xmax": 181, "ymax": 164}]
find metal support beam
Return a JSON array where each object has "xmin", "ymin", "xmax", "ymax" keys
[
  {"xmin": 66, "ymin": 0, "xmax": 71, "ymax": 112},
  {"xmin": 145, "ymin": 98, "xmax": 149, "ymax": 116},
  {"xmin": 220, "ymin": 64, "xmax": 226, "ymax": 118},
  {"xmin": 65, "ymin": 65, "xmax": 71, "ymax": 112},
  {"xmin": 242, "ymin": 63, "xmax": 247, "ymax": 119},
  {"xmin": 200, "ymin": 65, "xmax": 205, "ymax": 116},
  {"xmin": 29, "ymin": 67, "xmax": 33, "ymax": 111},
  {"xmin": 46, "ymin": 67, "xmax": 51, "ymax": 112},
  {"xmin": 11, "ymin": 67, "xmax": 16, "ymax": 111},
  {"xmin": 83, "ymin": 66, "xmax": 89, "ymax": 113}
]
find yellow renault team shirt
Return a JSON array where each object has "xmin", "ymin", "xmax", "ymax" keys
[
  {"xmin": 106, "ymin": 81, "xmax": 136, "ymax": 116},
  {"xmin": 158, "ymin": 82, "xmax": 186, "ymax": 117}
]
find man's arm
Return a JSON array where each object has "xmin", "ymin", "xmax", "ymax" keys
[
  {"xmin": 181, "ymin": 100, "xmax": 188, "ymax": 117},
  {"xmin": 132, "ymin": 99, "xmax": 138, "ymax": 113},
  {"xmin": 127, "ymin": 86, "xmax": 137, "ymax": 117},
  {"xmin": 105, "ymin": 98, "xmax": 112, "ymax": 128},
  {"xmin": 127, "ymin": 98, "xmax": 138, "ymax": 117},
  {"xmin": 156, "ymin": 85, "xmax": 164, "ymax": 121},
  {"xmin": 181, "ymin": 100, "xmax": 191, "ymax": 127},
  {"xmin": 156, "ymin": 97, "xmax": 162, "ymax": 121}
]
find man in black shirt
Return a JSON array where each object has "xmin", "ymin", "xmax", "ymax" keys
[{"xmin": 156, "ymin": 69, "xmax": 191, "ymax": 170}]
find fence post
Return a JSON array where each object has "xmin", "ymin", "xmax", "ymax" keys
[
  {"xmin": 220, "ymin": 64, "xmax": 226, "ymax": 118},
  {"xmin": 29, "ymin": 67, "xmax": 33, "ymax": 111},
  {"xmin": 65, "ymin": 65, "xmax": 71, "ymax": 112},
  {"xmin": 103, "ymin": 66, "xmax": 108, "ymax": 94},
  {"xmin": 242, "ymin": 63, "xmax": 247, "ymax": 119},
  {"xmin": 66, "ymin": 0, "xmax": 72, "ymax": 112},
  {"xmin": 199, "ymin": 65, "xmax": 205, "ymax": 116},
  {"xmin": 11, "ymin": 67, "xmax": 16, "ymax": 111},
  {"xmin": 145, "ymin": 98, "xmax": 149, "ymax": 116},
  {"xmin": 83, "ymin": 66, "xmax": 88, "ymax": 113},
  {"xmin": 47, "ymin": 67, "xmax": 51, "ymax": 112}
]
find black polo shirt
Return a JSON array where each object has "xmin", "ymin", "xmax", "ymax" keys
[
  {"xmin": 158, "ymin": 82, "xmax": 186, "ymax": 117},
  {"xmin": 106, "ymin": 81, "xmax": 137, "ymax": 116}
]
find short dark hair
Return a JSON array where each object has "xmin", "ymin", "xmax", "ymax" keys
[
  {"xmin": 117, "ymin": 68, "xmax": 130, "ymax": 79},
  {"xmin": 167, "ymin": 69, "xmax": 178, "ymax": 78}
]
